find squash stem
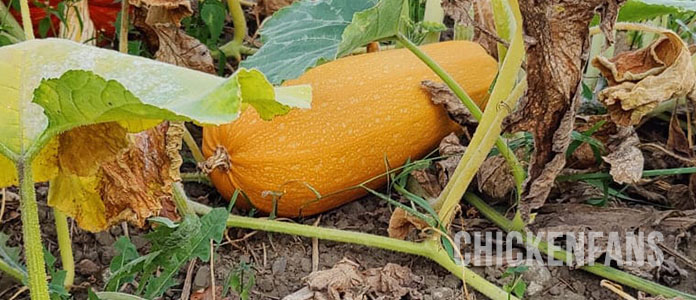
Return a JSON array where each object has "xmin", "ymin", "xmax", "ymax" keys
[
  {"xmin": 53, "ymin": 208, "xmax": 75, "ymax": 289},
  {"xmin": 182, "ymin": 127, "xmax": 205, "ymax": 164},
  {"xmin": 18, "ymin": 0, "xmax": 33, "ymax": 39},
  {"xmin": 187, "ymin": 199, "xmax": 518, "ymax": 300},
  {"xmin": 0, "ymin": 256, "xmax": 25, "ymax": 282},
  {"xmin": 464, "ymin": 192, "xmax": 696, "ymax": 300},
  {"xmin": 118, "ymin": 0, "xmax": 129, "ymax": 54},
  {"xmin": 0, "ymin": 1, "xmax": 25, "ymax": 41},
  {"xmin": 219, "ymin": 0, "xmax": 247, "ymax": 61},
  {"xmin": 17, "ymin": 161, "xmax": 50, "ymax": 300},
  {"xmin": 395, "ymin": 33, "xmax": 525, "ymax": 208},
  {"xmin": 172, "ymin": 182, "xmax": 196, "ymax": 216}
]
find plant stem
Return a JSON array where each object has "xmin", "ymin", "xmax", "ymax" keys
[
  {"xmin": 421, "ymin": 0, "xmax": 444, "ymax": 44},
  {"xmin": 220, "ymin": 0, "xmax": 247, "ymax": 61},
  {"xmin": 395, "ymin": 32, "xmax": 526, "ymax": 205},
  {"xmin": 53, "ymin": 209, "xmax": 74, "ymax": 289},
  {"xmin": 464, "ymin": 192, "xmax": 696, "ymax": 300},
  {"xmin": 0, "ymin": 1, "xmax": 25, "ymax": 41},
  {"xmin": 181, "ymin": 172, "xmax": 211, "ymax": 185},
  {"xmin": 182, "ymin": 128, "xmax": 205, "ymax": 164},
  {"xmin": 119, "ymin": 0, "xmax": 129, "ymax": 53},
  {"xmin": 556, "ymin": 167, "xmax": 696, "ymax": 182},
  {"xmin": 17, "ymin": 161, "xmax": 50, "ymax": 300},
  {"xmin": 18, "ymin": 0, "xmax": 33, "ymax": 39},
  {"xmin": 187, "ymin": 199, "xmax": 518, "ymax": 300},
  {"xmin": 172, "ymin": 182, "xmax": 196, "ymax": 216}
]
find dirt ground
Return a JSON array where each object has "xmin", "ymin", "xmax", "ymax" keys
[{"xmin": 0, "ymin": 177, "xmax": 694, "ymax": 299}]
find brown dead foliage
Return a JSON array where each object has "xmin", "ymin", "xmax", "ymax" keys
[
  {"xmin": 505, "ymin": 0, "xmax": 624, "ymax": 222},
  {"xmin": 593, "ymin": 31, "xmax": 696, "ymax": 126},
  {"xmin": 387, "ymin": 207, "xmax": 429, "ymax": 240},
  {"xmin": 129, "ymin": 0, "xmax": 192, "ymax": 26},
  {"xmin": 284, "ymin": 258, "xmax": 422, "ymax": 300},
  {"xmin": 421, "ymin": 80, "xmax": 477, "ymax": 126},
  {"xmin": 256, "ymin": 0, "xmax": 296, "ymax": 16},
  {"xmin": 442, "ymin": 0, "xmax": 499, "ymax": 58},
  {"xmin": 50, "ymin": 123, "xmax": 178, "ymax": 232}
]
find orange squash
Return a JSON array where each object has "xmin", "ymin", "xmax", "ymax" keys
[{"xmin": 202, "ymin": 40, "xmax": 497, "ymax": 217}]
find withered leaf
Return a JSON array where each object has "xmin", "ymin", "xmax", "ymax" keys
[
  {"xmin": 508, "ymin": 0, "xmax": 622, "ymax": 222},
  {"xmin": 256, "ymin": 0, "xmax": 296, "ymax": 16},
  {"xmin": 602, "ymin": 126, "xmax": 643, "ymax": 184},
  {"xmin": 59, "ymin": 0, "xmax": 96, "ymax": 44},
  {"xmin": 153, "ymin": 26, "xmax": 216, "ymax": 74},
  {"xmin": 443, "ymin": 0, "xmax": 498, "ymax": 57},
  {"xmin": 422, "ymin": 81, "xmax": 477, "ymax": 126},
  {"xmin": 666, "ymin": 107, "xmax": 692, "ymax": 157},
  {"xmin": 294, "ymin": 258, "xmax": 421, "ymax": 300},
  {"xmin": 49, "ymin": 123, "xmax": 176, "ymax": 232},
  {"xmin": 593, "ymin": 31, "xmax": 696, "ymax": 126},
  {"xmin": 387, "ymin": 207, "xmax": 429, "ymax": 240},
  {"xmin": 129, "ymin": 0, "xmax": 193, "ymax": 26},
  {"xmin": 477, "ymin": 154, "xmax": 515, "ymax": 200}
]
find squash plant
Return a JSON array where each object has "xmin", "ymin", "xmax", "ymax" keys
[{"xmin": 0, "ymin": 37, "xmax": 310, "ymax": 299}]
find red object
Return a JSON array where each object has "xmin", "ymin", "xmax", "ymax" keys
[{"xmin": 5, "ymin": 0, "xmax": 121, "ymax": 38}]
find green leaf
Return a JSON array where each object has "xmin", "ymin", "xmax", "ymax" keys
[
  {"xmin": 140, "ymin": 209, "xmax": 228, "ymax": 298},
  {"xmin": 336, "ymin": 0, "xmax": 407, "ymax": 57},
  {"xmin": 201, "ymin": 0, "xmax": 226, "ymax": 45},
  {"xmin": 95, "ymin": 292, "xmax": 148, "ymax": 300},
  {"xmin": 619, "ymin": 0, "xmax": 696, "ymax": 22},
  {"xmin": 104, "ymin": 251, "xmax": 162, "ymax": 292},
  {"xmin": 0, "ymin": 38, "xmax": 311, "ymax": 187},
  {"xmin": 242, "ymin": 0, "xmax": 404, "ymax": 84},
  {"xmin": 107, "ymin": 237, "xmax": 140, "ymax": 291},
  {"xmin": 0, "ymin": 233, "xmax": 26, "ymax": 278},
  {"xmin": 148, "ymin": 216, "xmax": 179, "ymax": 228}
]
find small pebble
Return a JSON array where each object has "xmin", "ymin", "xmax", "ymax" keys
[
  {"xmin": 272, "ymin": 256, "xmax": 287, "ymax": 274},
  {"xmin": 76, "ymin": 259, "xmax": 100, "ymax": 275}
]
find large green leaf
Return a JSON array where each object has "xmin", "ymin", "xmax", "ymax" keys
[
  {"xmin": 241, "ymin": 0, "xmax": 408, "ymax": 84},
  {"xmin": 0, "ymin": 38, "xmax": 311, "ymax": 186},
  {"xmin": 619, "ymin": 0, "xmax": 696, "ymax": 22}
]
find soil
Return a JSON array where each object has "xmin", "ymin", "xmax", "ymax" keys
[{"xmin": 0, "ymin": 174, "xmax": 694, "ymax": 299}]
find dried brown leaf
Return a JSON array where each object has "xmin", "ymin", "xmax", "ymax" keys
[
  {"xmin": 153, "ymin": 26, "xmax": 216, "ymax": 74},
  {"xmin": 387, "ymin": 207, "xmax": 429, "ymax": 240},
  {"xmin": 129, "ymin": 0, "xmax": 193, "ymax": 26},
  {"xmin": 299, "ymin": 258, "xmax": 421, "ymax": 300},
  {"xmin": 508, "ymin": 0, "xmax": 623, "ymax": 222},
  {"xmin": 422, "ymin": 81, "xmax": 477, "ymax": 126},
  {"xmin": 593, "ymin": 31, "xmax": 696, "ymax": 126},
  {"xmin": 256, "ymin": 0, "xmax": 296, "ymax": 16},
  {"xmin": 49, "ymin": 122, "xmax": 177, "ymax": 232},
  {"xmin": 666, "ymin": 109, "xmax": 692, "ymax": 157},
  {"xmin": 602, "ymin": 127, "xmax": 644, "ymax": 184},
  {"xmin": 477, "ymin": 155, "xmax": 515, "ymax": 199}
]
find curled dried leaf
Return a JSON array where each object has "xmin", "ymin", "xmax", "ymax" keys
[
  {"xmin": 593, "ymin": 31, "xmax": 696, "ymax": 126},
  {"xmin": 387, "ymin": 207, "xmax": 429, "ymax": 240},
  {"xmin": 130, "ymin": 0, "xmax": 193, "ymax": 26},
  {"xmin": 256, "ymin": 0, "xmax": 296, "ymax": 16},
  {"xmin": 298, "ymin": 258, "xmax": 421, "ymax": 300},
  {"xmin": 477, "ymin": 155, "xmax": 515, "ymax": 200},
  {"xmin": 153, "ymin": 26, "xmax": 216, "ymax": 74},
  {"xmin": 49, "ymin": 122, "xmax": 177, "ymax": 232},
  {"xmin": 602, "ymin": 126, "xmax": 643, "ymax": 184},
  {"xmin": 422, "ymin": 80, "xmax": 477, "ymax": 126}
]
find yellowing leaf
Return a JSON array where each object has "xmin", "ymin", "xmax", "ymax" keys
[
  {"xmin": 0, "ymin": 39, "xmax": 311, "ymax": 231},
  {"xmin": 50, "ymin": 123, "xmax": 174, "ymax": 232}
]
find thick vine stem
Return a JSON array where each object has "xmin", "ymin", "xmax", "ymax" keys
[
  {"xmin": 220, "ymin": 0, "xmax": 247, "ymax": 61},
  {"xmin": 172, "ymin": 182, "xmax": 196, "ymax": 216},
  {"xmin": 17, "ymin": 161, "xmax": 50, "ymax": 299},
  {"xmin": 53, "ymin": 209, "xmax": 75, "ymax": 289},
  {"xmin": 395, "ymin": 33, "xmax": 526, "ymax": 208},
  {"xmin": 182, "ymin": 127, "xmax": 205, "ymax": 164},
  {"xmin": 18, "ymin": 0, "xmax": 33, "ymax": 39},
  {"xmin": 187, "ymin": 199, "xmax": 518, "ymax": 300},
  {"xmin": 464, "ymin": 193, "xmax": 696, "ymax": 300},
  {"xmin": 118, "ymin": 0, "xmax": 129, "ymax": 53}
]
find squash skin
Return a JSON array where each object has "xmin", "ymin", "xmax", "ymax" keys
[{"xmin": 203, "ymin": 41, "xmax": 497, "ymax": 217}]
